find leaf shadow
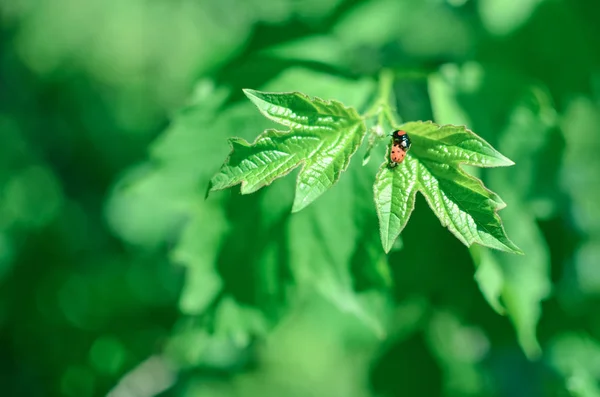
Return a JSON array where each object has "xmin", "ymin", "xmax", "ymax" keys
[{"xmin": 215, "ymin": 186, "xmax": 293, "ymax": 321}]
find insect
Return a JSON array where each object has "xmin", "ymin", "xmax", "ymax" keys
[{"xmin": 389, "ymin": 130, "xmax": 411, "ymax": 167}]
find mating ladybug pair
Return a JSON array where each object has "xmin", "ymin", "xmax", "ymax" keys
[{"xmin": 389, "ymin": 130, "xmax": 411, "ymax": 167}]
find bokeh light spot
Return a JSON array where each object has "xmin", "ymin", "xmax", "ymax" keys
[
  {"xmin": 3, "ymin": 165, "xmax": 62, "ymax": 228},
  {"xmin": 89, "ymin": 336, "xmax": 127, "ymax": 376}
]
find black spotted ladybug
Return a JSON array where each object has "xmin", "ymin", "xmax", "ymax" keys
[{"xmin": 389, "ymin": 130, "xmax": 411, "ymax": 167}]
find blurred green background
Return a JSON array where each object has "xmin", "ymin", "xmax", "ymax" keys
[{"xmin": 1, "ymin": 0, "xmax": 600, "ymax": 396}]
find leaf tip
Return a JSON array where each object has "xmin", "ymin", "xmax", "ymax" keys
[
  {"xmin": 503, "ymin": 234, "xmax": 524, "ymax": 254},
  {"xmin": 228, "ymin": 136, "xmax": 248, "ymax": 147},
  {"xmin": 242, "ymin": 88, "xmax": 258, "ymax": 98},
  {"xmin": 204, "ymin": 180, "xmax": 213, "ymax": 199},
  {"xmin": 498, "ymin": 155, "xmax": 515, "ymax": 167},
  {"xmin": 382, "ymin": 243, "xmax": 392, "ymax": 254},
  {"xmin": 243, "ymin": 88, "xmax": 273, "ymax": 113},
  {"xmin": 498, "ymin": 240, "xmax": 525, "ymax": 255},
  {"xmin": 206, "ymin": 174, "xmax": 228, "ymax": 195},
  {"xmin": 362, "ymin": 154, "xmax": 371, "ymax": 166},
  {"xmin": 291, "ymin": 199, "xmax": 308, "ymax": 214},
  {"xmin": 379, "ymin": 229, "xmax": 396, "ymax": 255}
]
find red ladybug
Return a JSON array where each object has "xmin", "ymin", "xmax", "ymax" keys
[
  {"xmin": 390, "ymin": 142, "xmax": 406, "ymax": 165},
  {"xmin": 389, "ymin": 130, "xmax": 411, "ymax": 167}
]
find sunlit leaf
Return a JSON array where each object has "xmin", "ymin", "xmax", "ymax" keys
[
  {"xmin": 209, "ymin": 90, "xmax": 367, "ymax": 212},
  {"xmin": 374, "ymin": 121, "xmax": 520, "ymax": 254}
]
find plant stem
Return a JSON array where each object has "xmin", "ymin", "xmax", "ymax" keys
[
  {"xmin": 378, "ymin": 69, "xmax": 394, "ymax": 109},
  {"xmin": 363, "ymin": 69, "xmax": 402, "ymax": 127}
]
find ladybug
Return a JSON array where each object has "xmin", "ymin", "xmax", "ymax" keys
[{"xmin": 389, "ymin": 130, "xmax": 411, "ymax": 167}]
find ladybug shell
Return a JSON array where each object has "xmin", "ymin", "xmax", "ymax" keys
[
  {"xmin": 392, "ymin": 130, "xmax": 407, "ymax": 139},
  {"xmin": 393, "ymin": 131, "xmax": 411, "ymax": 149},
  {"xmin": 390, "ymin": 143, "xmax": 406, "ymax": 164}
]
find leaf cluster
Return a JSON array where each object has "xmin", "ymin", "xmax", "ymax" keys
[{"xmin": 209, "ymin": 87, "xmax": 521, "ymax": 255}]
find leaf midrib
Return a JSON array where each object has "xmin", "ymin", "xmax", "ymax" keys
[{"xmin": 414, "ymin": 158, "xmax": 511, "ymax": 250}]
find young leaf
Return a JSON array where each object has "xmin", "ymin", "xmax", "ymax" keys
[
  {"xmin": 209, "ymin": 90, "xmax": 367, "ymax": 212},
  {"xmin": 374, "ymin": 121, "xmax": 521, "ymax": 254}
]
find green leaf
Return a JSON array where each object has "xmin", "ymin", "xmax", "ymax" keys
[
  {"xmin": 209, "ymin": 90, "xmax": 367, "ymax": 212},
  {"xmin": 374, "ymin": 121, "xmax": 521, "ymax": 254},
  {"xmin": 473, "ymin": 198, "xmax": 549, "ymax": 359},
  {"xmin": 373, "ymin": 156, "xmax": 419, "ymax": 253},
  {"xmin": 470, "ymin": 88, "xmax": 555, "ymax": 359},
  {"xmin": 286, "ymin": 162, "xmax": 390, "ymax": 338},
  {"xmin": 548, "ymin": 333, "xmax": 600, "ymax": 397},
  {"xmin": 174, "ymin": 202, "xmax": 229, "ymax": 316},
  {"xmin": 362, "ymin": 69, "xmax": 399, "ymax": 167},
  {"xmin": 427, "ymin": 67, "xmax": 552, "ymax": 358}
]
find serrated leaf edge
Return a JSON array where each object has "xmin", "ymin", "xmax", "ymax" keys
[
  {"xmin": 291, "ymin": 118, "xmax": 366, "ymax": 212},
  {"xmin": 209, "ymin": 90, "xmax": 367, "ymax": 212},
  {"xmin": 207, "ymin": 133, "xmax": 298, "ymax": 196},
  {"xmin": 401, "ymin": 120, "xmax": 516, "ymax": 168},
  {"xmin": 243, "ymin": 88, "xmax": 363, "ymax": 125},
  {"xmin": 373, "ymin": 151, "xmax": 418, "ymax": 254},
  {"xmin": 374, "ymin": 121, "xmax": 523, "ymax": 254}
]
